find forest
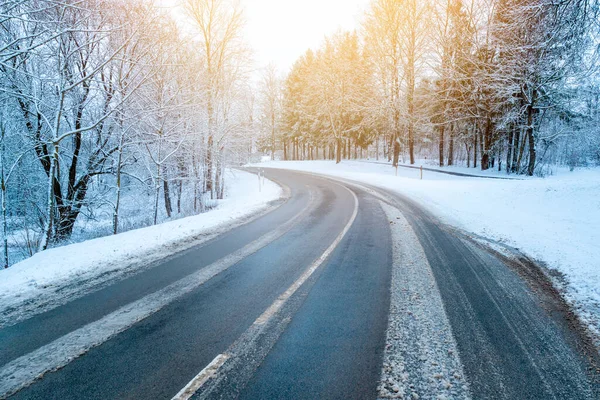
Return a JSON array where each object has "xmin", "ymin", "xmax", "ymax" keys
[
  {"xmin": 263, "ymin": 0, "xmax": 600, "ymax": 176},
  {"xmin": 1, "ymin": 0, "xmax": 599, "ymax": 268},
  {"xmin": 1, "ymin": 0, "xmax": 253, "ymax": 267}
]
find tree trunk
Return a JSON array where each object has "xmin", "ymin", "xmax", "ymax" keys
[
  {"xmin": 481, "ymin": 118, "xmax": 492, "ymax": 171},
  {"xmin": 55, "ymin": 175, "xmax": 89, "ymax": 239},
  {"xmin": 408, "ymin": 121, "xmax": 415, "ymax": 164},
  {"xmin": 215, "ymin": 156, "xmax": 224, "ymax": 200},
  {"xmin": 206, "ymin": 89, "xmax": 215, "ymax": 196},
  {"xmin": 474, "ymin": 128, "xmax": 478, "ymax": 168},
  {"xmin": 163, "ymin": 168, "xmax": 172, "ymax": 218},
  {"xmin": 527, "ymin": 129, "xmax": 536, "ymax": 176},
  {"xmin": 526, "ymin": 103, "xmax": 536, "ymax": 176},
  {"xmin": 506, "ymin": 128, "xmax": 514, "ymax": 173},
  {"xmin": 481, "ymin": 153, "xmax": 489, "ymax": 171},
  {"xmin": 176, "ymin": 158, "xmax": 185, "ymax": 214},
  {"xmin": 393, "ymin": 139, "xmax": 400, "ymax": 167},
  {"xmin": 516, "ymin": 128, "xmax": 526, "ymax": 173},
  {"xmin": 177, "ymin": 179, "xmax": 183, "ymax": 214},
  {"xmin": 218, "ymin": 165, "xmax": 225, "ymax": 199},
  {"xmin": 347, "ymin": 139, "xmax": 351, "ymax": 160},
  {"xmin": 448, "ymin": 124, "xmax": 454, "ymax": 166},
  {"xmin": 206, "ymin": 136, "xmax": 214, "ymax": 195},
  {"xmin": 407, "ymin": 29, "xmax": 416, "ymax": 165},
  {"xmin": 153, "ymin": 175, "xmax": 160, "ymax": 225},
  {"xmin": 113, "ymin": 133, "xmax": 125, "ymax": 235},
  {"xmin": 193, "ymin": 152, "xmax": 199, "ymax": 212},
  {"xmin": 1, "ymin": 175, "xmax": 7, "ymax": 268},
  {"xmin": 512, "ymin": 129, "xmax": 520, "ymax": 173},
  {"xmin": 39, "ymin": 143, "xmax": 59, "ymax": 251},
  {"xmin": 465, "ymin": 142, "xmax": 471, "ymax": 168},
  {"xmin": 439, "ymin": 125, "xmax": 445, "ymax": 167},
  {"xmin": 1, "ymin": 127, "xmax": 8, "ymax": 268},
  {"xmin": 294, "ymin": 139, "xmax": 298, "ymax": 160}
]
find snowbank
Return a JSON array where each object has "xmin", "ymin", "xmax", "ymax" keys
[
  {"xmin": 254, "ymin": 160, "xmax": 600, "ymax": 341},
  {"xmin": 0, "ymin": 170, "xmax": 282, "ymax": 324}
]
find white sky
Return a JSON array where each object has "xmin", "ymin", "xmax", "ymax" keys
[
  {"xmin": 160, "ymin": 0, "xmax": 371, "ymax": 73},
  {"xmin": 240, "ymin": 0, "xmax": 370, "ymax": 72}
]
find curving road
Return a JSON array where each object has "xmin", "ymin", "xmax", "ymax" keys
[{"xmin": 0, "ymin": 169, "xmax": 598, "ymax": 399}]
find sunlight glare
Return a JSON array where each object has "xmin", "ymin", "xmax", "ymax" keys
[{"xmin": 240, "ymin": 0, "xmax": 370, "ymax": 70}]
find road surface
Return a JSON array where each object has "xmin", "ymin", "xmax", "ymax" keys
[{"xmin": 0, "ymin": 169, "xmax": 597, "ymax": 399}]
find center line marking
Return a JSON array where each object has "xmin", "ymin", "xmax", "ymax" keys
[
  {"xmin": 172, "ymin": 354, "xmax": 230, "ymax": 400},
  {"xmin": 173, "ymin": 182, "xmax": 359, "ymax": 400}
]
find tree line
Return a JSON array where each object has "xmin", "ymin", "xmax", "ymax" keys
[
  {"xmin": 260, "ymin": 0, "xmax": 600, "ymax": 176},
  {"xmin": 0, "ymin": 0, "xmax": 251, "ymax": 267}
]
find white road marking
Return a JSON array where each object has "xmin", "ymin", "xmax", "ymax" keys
[
  {"xmin": 173, "ymin": 184, "xmax": 360, "ymax": 399},
  {"xmin": 378, "ymin": 201, "xmax": 470, "ymax": 399},
  {"xmin": 0, "ymin": 190, "xmax": 316, "ymax": 399},
  {"xmin": 172, "ymin": 354, "xmax": 230, "ymax": 400},
  {"xmin": 254, "ymin": 186, "xmax": 358, "ymax": 327}
]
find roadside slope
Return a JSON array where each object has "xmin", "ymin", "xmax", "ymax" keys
[{"xmin": 0, "ymin": 170, "xmax": 282, "ymax": 326}]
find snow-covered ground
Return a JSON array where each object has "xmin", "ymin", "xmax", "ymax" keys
[
  {"xmin": 0, "ymin": 170, "xmax": 282, "ymax": 326},
  {"xmin": 253, "ymin": 160, "xmax": 600, "ymax": 343}
]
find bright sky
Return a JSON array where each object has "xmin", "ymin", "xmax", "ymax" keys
[
  {"xmin": 161, "ymin": 0, "xmax": 370, "ymax": 73},
  {"xmin": 240, "ymin": 0, "xmax": 370, "ymax": 72}
]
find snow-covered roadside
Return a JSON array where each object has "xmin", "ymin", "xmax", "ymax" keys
[
  {"xmin": 253, "ymin": 160, "xmax": 600, "ymax": 345},
  {"xmin": 0, "ymin": 170, "xmax": 282, "ymax": 326}
]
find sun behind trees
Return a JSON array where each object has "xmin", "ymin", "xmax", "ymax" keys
[
  {"xmin": 271, "ymin": 0, "xmax": 599, "ymax": 175},
  {"xmin": 281, "ymin": 32, "xmax": 374, "ymax": 163},
  {"xmin": 0, "ymin": 0, "xmax": 598, "ymax": 266}
]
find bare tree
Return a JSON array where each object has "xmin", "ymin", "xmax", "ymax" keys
[
  {"xmin": 185, "ymin": 0, "xmax": 247, "ymax": 199},
  {"xmin": 258, "ymin": 64, "xmax": 282, "ymax": 161}
]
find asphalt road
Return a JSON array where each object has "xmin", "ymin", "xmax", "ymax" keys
[{"xmin": 0, "ymin": 169, "xmax": 597, "ymax": 399}]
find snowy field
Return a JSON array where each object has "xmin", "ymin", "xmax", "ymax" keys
[
  {"xmin": 0, "ymin": 170, "xmax": 282, "ymax": 326},
  {"xmin": 253, "ymin": 160, "xmax": 600, "ymax": 343}
]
